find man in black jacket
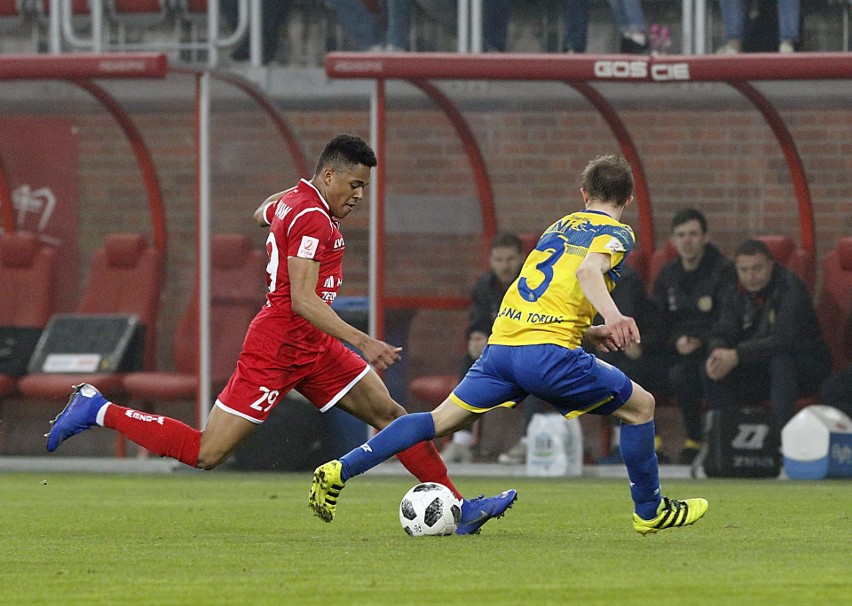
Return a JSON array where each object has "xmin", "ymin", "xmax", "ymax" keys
[
  {"xmin": 705, "ymin": 239, "xmax": 831, "ymax": 427},
  {"xmin": 651, "ymin": 209, "xmax": 737, "ymax": 464}
]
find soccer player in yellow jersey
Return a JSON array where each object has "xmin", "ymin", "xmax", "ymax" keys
[{"xmin": 310, "ymin": 154, "xmax": 708, "ymax": 534}]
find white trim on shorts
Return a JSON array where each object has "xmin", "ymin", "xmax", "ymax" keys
[
  {"xmin": 214, "ymin": 399, "xmax": 264, "ymax": 424},
  {"xmin": 318, "ymin": 364, "xmax": 371, "ymax": 413}
]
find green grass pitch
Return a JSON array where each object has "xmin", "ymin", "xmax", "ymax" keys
[{"xmin": 1, "ymin": 472, "xmax": 849, "ymax": 605}]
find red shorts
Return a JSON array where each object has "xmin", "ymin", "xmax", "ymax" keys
[{"xmin": 215, "ymin": 327, "xmax": 370, "ymax": 423}]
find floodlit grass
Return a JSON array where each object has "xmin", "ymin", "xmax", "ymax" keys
[{"xmin": 1, "ymin": 472, "xmax": 849, "ymax": 605}]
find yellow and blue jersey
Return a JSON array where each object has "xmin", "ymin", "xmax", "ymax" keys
[{"xmin": 490, "ymin": 210, "xmax": 634, "ymax": 350}]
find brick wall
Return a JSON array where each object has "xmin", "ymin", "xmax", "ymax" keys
[{"xmin": 16, "ymin": 80, "xmax": 850, "ymax": 385}]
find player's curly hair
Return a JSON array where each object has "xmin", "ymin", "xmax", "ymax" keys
[
  {"xmin": 315, "ymin": 134, "xmax": 377, "ymax": 176},
  {"xmin": 581, "ymin": 154, "xmax": 634, "ymax": 206}
]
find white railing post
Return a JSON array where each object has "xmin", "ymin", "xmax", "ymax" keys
[
  {"xmin": 198, "ymin": 71, "xmax": 213, "ymax": 426},
  {"xmin": 682, "ymin": 0, "xmax": 693, "ymax": 54},
  {"xmin": 470, "ymin": 0, "xmax": 482, "ymax": 53},
  {"xmin": 249, "ymin": 0, "xmax": 262, "ymax": 67},
  {"xmin": 49, "ymin": 0, "xmax": 61, "ymax": 53},
  {"xmin": 457, "ymin": 0, "xmax": 469, "ymax": 52}
]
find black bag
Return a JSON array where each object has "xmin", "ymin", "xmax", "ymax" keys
[
  {"xmin": 229, "ymin": 393, "xmax": 336, "ymax": 472},
  {"xmin": 702, "ymin": 407, "xmax": 782, "ymax": 478}
]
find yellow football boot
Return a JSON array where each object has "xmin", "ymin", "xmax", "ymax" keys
[
  {"xmin": 633, "ymin": 496, "xmax": 708, "ymax": 534},
  {"xmin": 308, "ymin": 460, "xmax": 345, "ymax": 523}
]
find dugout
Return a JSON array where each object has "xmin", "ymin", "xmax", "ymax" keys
[{"xmin": 0, "ymin": 51, "xmax": 850, "ymax": 460}]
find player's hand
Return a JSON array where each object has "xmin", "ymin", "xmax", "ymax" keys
[
  {"xmin": 602, "ymin": 312, "xmax": 641, "ymax": 350},
  {"xmin": 359, "ymin": 336, "xmax": 402, "ymax": 371},
  {"xmin": 585, "ymin": 325, "xmax": 620, "ymax": 353}
]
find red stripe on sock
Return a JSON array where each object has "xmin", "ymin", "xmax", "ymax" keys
[
  {"xmin": 104, "ymin": 404, "xmax": 200, "ymax": 468},
  {"xmin": 396, "ymin": 441, "xmax": 462, "ymax": 500}
]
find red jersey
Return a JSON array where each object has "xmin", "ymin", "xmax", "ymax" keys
[{"xmin": 249, "ymin": 178, "xmax": 345, "ymax": 352}]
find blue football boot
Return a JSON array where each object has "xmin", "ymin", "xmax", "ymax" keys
[
  {"xmin": 46, "ymin": 383, "xmax": 107, "ymax": 452},
  {"xmin": 456, "ymin": 489, "xmax": 518, "ymax": 535}
]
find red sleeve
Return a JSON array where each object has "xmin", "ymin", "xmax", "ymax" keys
[
  {"xmin": 285, "ymin": 208, "xmax": 332, "ymax": 260},
  {"xmin": 262, "ymin": 201, "xmax": 277, "ymax": 225}
]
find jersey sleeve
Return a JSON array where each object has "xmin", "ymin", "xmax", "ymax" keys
[
  {"xmin": 284, "ymin": 208, "xmax": 333, "ymax": 261},
  {"xmin": 261, "ymin": 200, "xmax": 277, "ymax": 226},
  {"xmin": 589, "ymin": 225, "xmax": 635, "ymax": 267}
]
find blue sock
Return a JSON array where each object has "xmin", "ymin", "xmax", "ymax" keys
[
  {"xmin": 339, "ymin": 413, "xmax": 436, "ymax": 481},
  {"xmin": 620, "ymin": 419, "xmax": 662, "ymax": 520}
]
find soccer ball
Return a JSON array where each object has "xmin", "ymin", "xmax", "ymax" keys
[{"xmin": 399, "ymin": 482, "xmax": 462, "ymax": 536}]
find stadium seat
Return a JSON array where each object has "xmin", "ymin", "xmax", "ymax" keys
[
  {"xmin": 17, "ymin": 233, "xmax": 164, "ymax": 402},
  {"xmin": 0, "ymin": 0, "xmax": 25, "ymax": 22},
  {"xmin": 517, "ymin": 231, "xmax": 538, "ymax": 256},
  {"xmin": 646, "ymin": 241, "xmax": 677, "ymax": 292},
  {"xmin": 108, "ymin": 0, "xmax": 172, "ymax": 41},
  {"xmin": 120, "ymin": 233, "xmax": 265, "ymax": 428},
  {"xmin": 816, "ymin": 237, "xmax": 852, "ymax": 371},
  {"xmin": 755, "ymin": 234, "xmax": 815, "ymax": 293},
  {"xmin": 408, "ymin": 373, "xmax": 457, "ymax": 414},
  {"xmin": 0, "ymin": 231, "xmax": 57, "ymax": 397},
  {"xmin": 0, "ymin": 231, "xmax": 57, "ymax": 330}
]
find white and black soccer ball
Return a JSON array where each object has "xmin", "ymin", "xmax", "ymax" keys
[{"xmin": 399, "ymin": 482, "xmax": 462, "ymax": 536}]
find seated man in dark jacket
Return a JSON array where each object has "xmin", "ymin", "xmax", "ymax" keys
[
  {"xmin": 704, "ymin": 239, "xmax": 831, "ymax": 428},
  {"xmin": 652, "ymin": 208, "xmax": 737, "ymax": 464}
]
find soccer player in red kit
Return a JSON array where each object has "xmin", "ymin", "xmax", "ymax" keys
[{"xmin": 46, "ymin": 134, "xmax": 516, "ymax": 534}]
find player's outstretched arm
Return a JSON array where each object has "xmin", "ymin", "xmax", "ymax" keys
[
  {"xmin": 288, "ymin": 256, "xmax": 401, "ymax": 370},
  {"xmin": 576, "ymin": 252, "xmax": 641, "ymax": 349}
]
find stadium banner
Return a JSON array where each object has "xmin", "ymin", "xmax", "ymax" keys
[{"xmin": 0, "ymin": 117, "xmax": 79, "ymax": 311}]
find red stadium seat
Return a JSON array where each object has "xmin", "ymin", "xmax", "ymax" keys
[
  {"xmin": 646, "ymin": 241, "xmax": 677, "ymax": 291},
  {"xmin": 0, "ymin": 231, "xmax": 57, "ymax": 397},
  {"xmin": 0, "ymin": 231, "xmax": 57, "ymax": 328},
  {"xmin": 0, "ymin": 0, "xmax": 23, "ymax": 18},
  {"xmin": 817, "ymin": 237, "xmax": 852, "ymax": 371},
  {"xmin": 120, "ymin": 234, "xmax": 265, "ymax": 427},
  {"xmin": 108, "ymin": 0, "xmax": 170, "ymax": 28},
  {"xmin": 17, "ymin": 233, "xmax": 164, "ymax": 402},
  {"xmin": 755, "ymin": 234, "xmax": 815, "ymax": 293},
  {"xmin": 408, "ymin": 373, "xmax": 457, "ymax": 413},
  {"xmin": 517, "ymin": 231, "xmax": 539, "ymax": 257}
]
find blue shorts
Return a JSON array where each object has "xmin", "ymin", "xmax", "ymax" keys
[{"xmin": 450, "ymin": 343, "xmax": 634, "ymax": 419}]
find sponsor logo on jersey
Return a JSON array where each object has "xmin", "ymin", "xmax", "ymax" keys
[
  {"xmin": 333, "ymin": 237, "xmax": 345, "ymax": 249},
  {"xmin": 604, "ymin": 237, "xmax": 626, "ymax": 253},
  {"xmin": 298, "ymin": 235, "xmax": 319, "ymax": 259},
  {"xmin": 323, "ymin": 276, "xmax": 335, "ymax": 288}
]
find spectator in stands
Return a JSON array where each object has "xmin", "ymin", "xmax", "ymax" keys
[
  {"xmin": 468, "ymin": 232, "xmax": 525, "ymax": 332},
  {"xmin": 607, "ymin": 0, "xmax": 649, "ymax": 53},
  {"xmin": 223, "ymin": 0, "xmax": 289, "ymax": 64},
  {"xmin": 562, "ymin": 0, "xmax": 591, "ymax": 53},
  {"xmin": 384, "ymin": 0, "xmax": 510, "ymax": 52},
  {"xmin": 651, "ymin": 208, "xmax": 737, "ymax": 464},
  {"xmin": 325, "ymin": 0, "xmax": 386, "ymax": 51},
  {"xmin": 595, "ymin": 263, "xmax": 668, "ymax": 463},
  {"xmin": 704, "ymin": 239, "xmax": 831, "ymax": 428},
  {"xmin": 717, "ymin": 0, "xmax": 801, "ymax": 53}
]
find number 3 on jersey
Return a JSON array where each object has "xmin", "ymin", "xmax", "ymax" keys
[{"xmin": 517, "ymin": 235, "xmax": 565, "ymax": 302}]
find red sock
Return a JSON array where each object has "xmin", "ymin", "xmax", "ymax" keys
[
  {"xmin": 103, "ymin": 404, "xmax": 201, "ymax": 468},
  {"xmin": 396, "ymin": 441, "xmax": 462, "ymax": 500}
]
